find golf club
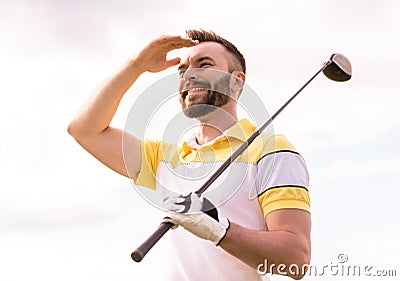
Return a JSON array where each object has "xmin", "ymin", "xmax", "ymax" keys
[{"xmin": 131, "ymin": 53, "xmax": 352, "ymax": 262}]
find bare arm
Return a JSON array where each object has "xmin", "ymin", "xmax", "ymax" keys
[
  {"xmin": 219, "ymin": 209, "xmax": 311, "ymax": 280},
  {"xmin": 67, "ymin": 36, "xmax": 198, "ymax": 179}
]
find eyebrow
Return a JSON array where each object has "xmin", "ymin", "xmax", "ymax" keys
[{"xmin": 178, "ymin": 56, "xmax": 215, "ymax": 70}]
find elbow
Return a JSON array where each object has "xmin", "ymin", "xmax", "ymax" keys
[
  {"xmin": 67, "ymin": 122, "xmax": 74, "ymax": 136},
  {"xmin": 288, "ymin": 251, "xmax": 311, "ymax": 280},
  {"xmin": 67, "ymin": 120, "xmax": 79, "ymax": 138},
  {"xmin": 67, "ymin": 120, "xmax": 87, "ymax": 141}
]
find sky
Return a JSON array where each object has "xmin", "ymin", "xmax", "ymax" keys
[{"xmin": 0, "ymin": 0, "xmax": 399, "ymax": 280}]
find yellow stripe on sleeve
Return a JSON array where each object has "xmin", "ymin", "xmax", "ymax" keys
[{"xmin": 258, "ymin": 186, "xmax": 311, "ymax": 216}]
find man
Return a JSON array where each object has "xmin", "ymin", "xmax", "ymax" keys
[{"xmin": 68, "ymin": 30, "xmax": 311, "ymax": 280}]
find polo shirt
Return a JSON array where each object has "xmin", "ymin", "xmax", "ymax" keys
[{"xmin": 134, "ymin": 118, "xmax": 310, "ymax": 281}]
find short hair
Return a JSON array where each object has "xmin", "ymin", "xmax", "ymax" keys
[{"xmin": 186, "ymin": 29, "xmax": 246, "ymax": 74}]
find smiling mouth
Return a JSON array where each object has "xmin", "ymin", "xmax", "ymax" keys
[{"xmin": 181, "ymin": 87, "xmax": 209, "ymax": 100}]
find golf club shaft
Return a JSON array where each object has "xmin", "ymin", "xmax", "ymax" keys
[{"xmin": 131, "ymin": 60, "xmax": 332, "ymax": 262}]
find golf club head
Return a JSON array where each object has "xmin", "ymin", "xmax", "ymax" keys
[{"xmin": 323, "ymin": 53, "xmax": 352, "ymax": 82}]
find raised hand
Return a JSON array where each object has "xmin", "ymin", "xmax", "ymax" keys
[{"xmin": 134, "ymin": 35, "xmax": 198, "ymax": 73}]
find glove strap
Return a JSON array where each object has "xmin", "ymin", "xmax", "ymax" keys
[{"xmin": 201, "ymin": 197, "xmax": 219, "ymax": 221}]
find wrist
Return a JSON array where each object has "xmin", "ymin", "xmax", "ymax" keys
[
  {"xmin": 215, "ymin": 217, "xmax": 230, "ymax": 246},
  {"xmin": 129, "ymin": 58, "xmax": 147, "ymax": 74}
]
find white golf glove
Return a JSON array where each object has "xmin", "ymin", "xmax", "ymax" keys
[
  {"xmin": 164, "ymin": 212, "xmax": 230, "ymax": 245},
  {"xmin": 163, "ymin": 192, "xmax": 203, "ymax": 213},
  {"xmin": 163, "ymin": 193, "xmax": 230, "ymax": 245}
]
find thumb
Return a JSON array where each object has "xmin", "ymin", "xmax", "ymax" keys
[{"xmin": 165, "ymin": 57, "xmax": 181, "ymax": 68}]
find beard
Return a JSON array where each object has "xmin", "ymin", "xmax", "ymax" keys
[{"xmin": 180, "ymin": 75, "xmax": 231, "ymax": 119}]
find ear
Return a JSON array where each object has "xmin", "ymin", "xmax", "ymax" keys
[{"xmin": 230, "ymin": 71, "xmax": 246, "ymax": 96}]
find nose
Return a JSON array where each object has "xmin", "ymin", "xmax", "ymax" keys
[{"xmin": 183, "ymin": 68, "xmax": 199, "ymax": 82}]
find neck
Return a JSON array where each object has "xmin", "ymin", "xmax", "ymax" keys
[{"xmin": 195, "ymin": 103, "xmax": 238, "ymax": 145}]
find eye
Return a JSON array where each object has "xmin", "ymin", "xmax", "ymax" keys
[
  {"xmin": 178, "ymin": 69, "xmax": 186, "ymax": 78},
  {"xmin": 200, "ymin": 62, "xmax": 212, "ymax": 68}
]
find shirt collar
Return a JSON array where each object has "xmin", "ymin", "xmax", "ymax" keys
[
  {"xmin": 223, "ymin": 118, "xmax": 256, "ymax": 142},
  {"xmin": 183, "ymin": 118, "xmax": 256, "ymax": 151}
]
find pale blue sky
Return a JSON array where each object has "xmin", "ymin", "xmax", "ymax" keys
[{"xmin": 1, "ymin": 0, "xmax": 399, "ymax": 280}]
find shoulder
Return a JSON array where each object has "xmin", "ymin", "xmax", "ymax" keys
[
  {"xmin": 244, "ymin": 133, "xmax": 300, "ymax": 164},
  {"xmin": 260, "ymin": 133, "xmax": 298, "ymax": 154}
]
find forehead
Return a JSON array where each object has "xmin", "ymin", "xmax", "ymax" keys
[{"xmin": 180, "ymin": 41, "xmax": 229, "ymax": 65}]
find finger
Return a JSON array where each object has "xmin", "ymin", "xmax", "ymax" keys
[
  {"xmin": 171, "ymin": 205, "xmax": 185, "ymax": 212},
  {"xmin": 165, "ymin": 213, "xmax": 185, "ymax": 225},
  {"xmin": 164, "ymin": 200, "xmax": 185, "ymax": 212},
  {"xmin": 166, "ymin": 213, "xmax": 183, "ymax": 224},
  {"xmin": 165, "ymin": 57, "xmax": 181, "ymax": 68},
  {"xmin": 163, "ymin": 195, "xmax": 184, "ymax": 204},
  {"xmin": 160, "ymin": 35, "xmax": 198, "ymax": 46},
  {"xmin": 172, "ymin": 38, "xmax": 198, "ymax": 47},
  {"xmin": 175, "ymin": 195, "xmax": 186, "ymax": 204},
  {"xmin": 162, "ymin": 217, "xmax": 178, "ymax": 229},
  {"xmin": 158, "ymin": 36, "xmax": 198, "ymax": 52}
]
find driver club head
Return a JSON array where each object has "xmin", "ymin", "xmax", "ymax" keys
[{"xmin": 323, "ymin": 53, "xmax": 352, "ymax": 82}]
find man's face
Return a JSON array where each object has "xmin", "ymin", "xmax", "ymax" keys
[{"xmin": 178, "ymin": 42, "xmax": 233, "ymax": 119}]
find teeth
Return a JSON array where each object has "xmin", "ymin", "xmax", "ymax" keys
[
  {"xmin": 189, "ymin": 88, "xmax": 207, "ymax": 92},
  {"xmin": 181, "ymin": 88, "xmax": 207, "ymax": 98}
]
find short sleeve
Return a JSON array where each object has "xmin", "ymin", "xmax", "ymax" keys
[
  {"xmin": 134, "ymin": 139, "xmax": 162, "ymax": 190},
  {"xmin": 256, "ymin": 135, "xmax": 311, "ymax": 216}
]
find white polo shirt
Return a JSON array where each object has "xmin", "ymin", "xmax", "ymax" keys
[{"xmin": 134, "ymin": 119, "xmax": 310, "ymax": 281}]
